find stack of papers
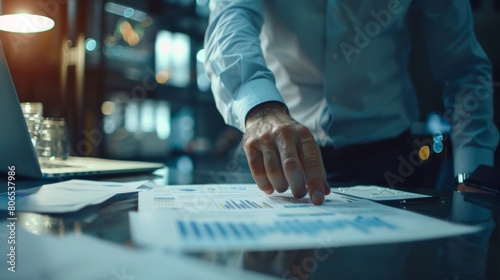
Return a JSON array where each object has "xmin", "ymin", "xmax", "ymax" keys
[
  {"xmin": 0, "ymin": 226, "xmax": 276, "ymax": 280},
  {"xmin": 0, "ymin": 179, "xmax": 149, "ymax": 213},
  {"xmin": 130, "ymin": 184, "xmax": 480, "ymax": 251}
]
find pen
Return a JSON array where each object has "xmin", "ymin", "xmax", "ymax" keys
[{"xmin": 400, "ymin": 196, "xmax": 444, "ymax": 205}]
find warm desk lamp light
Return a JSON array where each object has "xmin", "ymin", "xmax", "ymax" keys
[
  {"xmin": 0, "ymin": 0, "xmax": 54, "ymax": 34},
  {"xmin": 0, "ymin": 13, "xmax": 54, "ymax": 33}
]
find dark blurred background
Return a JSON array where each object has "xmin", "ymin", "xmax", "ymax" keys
[{"xmin": 0, "ymin": 0, "xmax": 499, "ymax": 184}]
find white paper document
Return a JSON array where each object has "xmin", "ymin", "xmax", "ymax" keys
[
  {"xmin": 0, "ymin": 227, "xmax": 276, "ymax": 280},
  {"xmin": 138, "ymin": 184, "xmax": 358, "ymax": 212},
  {"xmin": 0, "ymin": 179, "xmax": 149, "ymax": 213},
  {"xmin": 131, "ymin": 184, "xmax": 480, "ymax": 252}
]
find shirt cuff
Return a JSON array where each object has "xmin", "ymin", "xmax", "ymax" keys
[
  {"xmin": 452, "ymin": 146, "xmax": 495, "ymax": 176},
  {"xmin": 232, "ymin": 78, "xmax": 285, "ymax": 132}
]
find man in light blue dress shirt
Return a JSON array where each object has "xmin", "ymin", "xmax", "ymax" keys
[{"xmin": 204, "ymin": 0, "xmax": 498, "ymax": 205}]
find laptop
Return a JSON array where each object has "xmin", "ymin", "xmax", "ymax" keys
[{"xmin": 0, "ymin": 42, "xmax": 164, "ymax": 179}]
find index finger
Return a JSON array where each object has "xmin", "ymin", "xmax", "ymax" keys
[{"xmin": 297, "ymin": 128, "xmax": 329, "ymax": 205}]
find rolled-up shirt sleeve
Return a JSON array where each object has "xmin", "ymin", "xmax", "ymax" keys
[
  {"xmin": 204, "ymin": 0, "xmax": 285, "ymax": 132},
  {"xmin": 416, "ymin": 0, "xmax": 499, "ymax": 175}
]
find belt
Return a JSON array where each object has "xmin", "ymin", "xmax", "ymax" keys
[{"xmin": 320, "ymin": 130, "xmax": 411, "ymax": 161}]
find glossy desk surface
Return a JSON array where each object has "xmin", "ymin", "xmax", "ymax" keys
[{"xmin": 2, "ymin": 168, "xmax": 499, "ymax": 280}]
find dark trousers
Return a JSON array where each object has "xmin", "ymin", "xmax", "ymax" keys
[{"xmin": 321, "ymin": 130, "xmax": 423, "ymax": 188}]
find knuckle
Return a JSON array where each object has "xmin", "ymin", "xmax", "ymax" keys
[
  {"xmin": 272, "ymin": 124, "xmax": 294, "ymax": 138},
  {"xmin": 302, "ymin": 155, "xmax": 321, "ymax": 169},
  {"xmin": 245, "ymin": 152, "xmax": 259, "ymax": 166},
  {"xmin": 243, "ymin": 138, "xmax": 259, "ymax": 153},
  {"xmin": 297, "ymin": 125, "xmax": 313, "ymax": 138},
  {"xmin": 259, "ymin": 132, "xmax": 273, "ymax": 145},
  {"xmin": 267, "ymin": 166, "xmax": 282, "ymax": 177},
  {"xmin": 282, "ymin": 157, "xmax": 300, "ymax": 172},
  {"xmin": 247, "ymin": 155, "xmax": 259, "ymax": 166},
  {"xmin": 250, "ymin": 166, "xmax": 266, "ymax": 178}
]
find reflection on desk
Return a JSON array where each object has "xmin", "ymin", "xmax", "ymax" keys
[
  {"xmin": 0, "ymin": 228, "xmax": 275, "ymax": 280},
  {"xmin": 438, "ymin": 192, "xmax": 496, "ymax": 279},
  {"xmin": 0, "ymin": 169, "xmax": 498, "ymax": 280}
]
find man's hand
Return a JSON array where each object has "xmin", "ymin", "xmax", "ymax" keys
[{"xmin": 242, "ymin": 102, "xmax": 330, "ymax": 205}]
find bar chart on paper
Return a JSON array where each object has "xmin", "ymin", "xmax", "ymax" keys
[
  {"xmin": 175, "ymin": 215, "xmax": 397, "ymax": 241},
  {"xmin": 218, "ymin": 199, "xmax": 273, "ymax": 210}
]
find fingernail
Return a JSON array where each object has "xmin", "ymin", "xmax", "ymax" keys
[
  {"xmin": 312, "ymin": 190, "xmax": 324, "ymax": 205},
  {"xmin": 265, "ymin": 188, "xmax": 274, "ymax": 195}
]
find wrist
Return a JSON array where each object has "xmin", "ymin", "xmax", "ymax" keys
[{"xmin": 245, "ymin": 102, "xmax": 289, "ymax": 128}]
